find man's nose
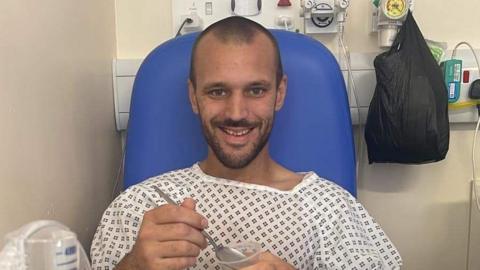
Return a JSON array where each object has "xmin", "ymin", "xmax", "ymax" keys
[{"xmin": 225, "ymin": 92, "xmax": 248, "ymax": 120}]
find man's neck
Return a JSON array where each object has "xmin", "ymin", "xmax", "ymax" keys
[
  {"xmin": 198, "ymin": 148, "xmax": 303, "ymax": 190},
  {"xmin": 199, "ymin": 150, "xmax": 272, "ymax": 183}
]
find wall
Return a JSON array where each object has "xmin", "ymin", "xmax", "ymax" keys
[
  {"xmin": 114, "ymin": 0, "xmax": 480, "ymax": 269},
  {"xmin": 115, "ymin": 0, "xmax": 480, "ymax": 58},
  {"xmin": 0, "ymin": 0, "xmax": 120, "ymax": 250}
]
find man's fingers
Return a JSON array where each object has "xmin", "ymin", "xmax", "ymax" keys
[
  {"xmin": 144, "ymin": 204, "xmax": 208, "ymax": 230},
  {"xmin": 181, "ymin": 198, "xmax": 196, "ymax": 210},
  {"xmin": 258, "ymin": 251, "xmax": 279, "ymax": 261},
  {"xmin": 239, "ymin": 261, "xmax": 276, "ymax": 270},
  {"xmin": 238, "ymin": 252, "xmax": 295, "ymax": 270},
  {"xmin": 132, "ymin": 240, "xmax": 200, "ymax": 269},
  {"xmin": 139, "ymin": 223, "xmax": 208, "ymax": 249},
  {"xmin": 152, "ymin": 257, "xmax": 197, "ymax": 270},
  {"xmin": 155, "ymin": 240, "xmax": 202, "ymax": 258}
]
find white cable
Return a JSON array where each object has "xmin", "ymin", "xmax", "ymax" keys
[
  {"xmin": 473, "ymin": 114, "xmax": 480, "ymax": 183},
  {"xmin": 452, "ymin": 42, "xmax": 480, "ymax": 77},
  {"xmin": 111, "ymin": 136, "xmax": 127, "ymax": 200},
  {"xmin": 283, "ymin": 19, "xmax": 289, "ymax": 31},
  {"xmin": 451, "ymin": 41, "xmax": 480, "ymax": 215},
  {"xmin": 338, "ymin": 22, "xmax": 363, "ymax": 185},
  {"xmin": 452, "ymin": 42, "xmax": 480, "ymax": 211},
  {"xmin": 446, "ymin": 41, "xmax": 480, "ymax": 270},
  {"xmin": 474, "ymin": 169, "xmax": 480, "ymax": 214},
  {"xmin": 472, "ymin": 113, "xmax": 480, "ymax": 213}
]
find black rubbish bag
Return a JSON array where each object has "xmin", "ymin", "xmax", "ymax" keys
[{"xmin": 365, "ymin": 11, "xmax": 449, "ymax": 164}]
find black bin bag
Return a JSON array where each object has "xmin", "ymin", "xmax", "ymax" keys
[{"xmin": 365, "ymin": 11, "xmax": 449, "ymax": 164}]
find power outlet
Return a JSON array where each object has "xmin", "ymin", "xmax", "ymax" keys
[
  {"xmin": 275, "ymin": 16, "xmax": 293, "ymax": 30},
  {"xmin": 180, "ymin": 13, "xmax": 203, "ymax": 33}
]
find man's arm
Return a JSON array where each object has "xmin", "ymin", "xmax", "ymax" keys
[
  {"xmin": 113, "ymin": 252, "xmax": 137, "ymax": 270},
  {"xmin": 116, "ymin": 198, "xmax": 207, "ymax": 270},
  {"xmin": 314, "ymin": 187, "xmax": 402, "ymax": 269},
  {"xmin": 95, "ymin": 197, "xmax": 208, "ymax": 270}
]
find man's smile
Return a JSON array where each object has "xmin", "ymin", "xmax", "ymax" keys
[
  {"xmin": 219, "ymin": 126, "xmax": 254, "ymax": 137},
  {"xmin": 217, "ymin": 126, "xmax": 257, "ymax": 146}
]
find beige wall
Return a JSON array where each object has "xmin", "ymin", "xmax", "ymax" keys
[
  {"xmin": 0, "ymin": 0, "xmax": 120, "ymax": 250},
  {"xmin": 115, "ymin": 0, "xmax": 480, "ymax": 58},
  {"xmin": 114, "ymin": 0, "xmax": 480, "ymax": 269}
]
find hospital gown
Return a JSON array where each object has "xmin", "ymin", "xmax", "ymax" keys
[{"xmin": 91, "ymin": 163, "xmax": 402, "ymax": 269}]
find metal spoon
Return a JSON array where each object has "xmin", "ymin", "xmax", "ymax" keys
[{"xmin": 152, "ymin": 186, "xmax": 247, "ymax": 262}]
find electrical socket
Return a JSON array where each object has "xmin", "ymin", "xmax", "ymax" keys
[
  {"xmin": 181, "ymin": 13, "xmax": 203, "ymax": 32},
  {"xmin": 275, "ymin": 16, "xmax": 293, "ymax": 30}
]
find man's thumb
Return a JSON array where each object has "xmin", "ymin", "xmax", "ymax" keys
[{"xmin": 181, "ymin": 197, "xmax": 196, "ymax": 210}]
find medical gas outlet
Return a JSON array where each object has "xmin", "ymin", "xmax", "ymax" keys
[
  {"xmin": 372, "ymin": 0, "xmax": 412, "ymax": 47},
  {"xmin": 302, "ymin": 0, "xmax": 349, "ymax": 34}
]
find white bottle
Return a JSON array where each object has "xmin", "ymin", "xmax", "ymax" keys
[{"xmin": 0, "ymin": 220, "xmax": 90, "ymax": 270}]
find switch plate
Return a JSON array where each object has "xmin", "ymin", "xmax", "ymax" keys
[{"xmin": 205, "ymin": 2, "xmax": 213, "ymax": 15}]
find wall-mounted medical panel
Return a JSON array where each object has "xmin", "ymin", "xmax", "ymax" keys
[
  {"xmin": 172, "ymin": 0, "xmax": 356, "ymax": 35},
  {"xmin": 172, "ymin": 0, "xmax": 304, "ymax": 34},
  {"xmin": 113, "ymin": 49, "xmax": 480, "ymax": 131}
]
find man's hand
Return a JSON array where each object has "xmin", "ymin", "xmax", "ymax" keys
[
  {"xmin": 241, "ymin": 252, "xmax": 296, "ymax": 270},
  {"xmin": 117, "ymin": 198, "xmax": 208, "ymax": 270}
]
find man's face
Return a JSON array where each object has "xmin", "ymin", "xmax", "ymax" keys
[{"xmin": 189, "ymin": 33, "xmax": 286, "ymax": 169}]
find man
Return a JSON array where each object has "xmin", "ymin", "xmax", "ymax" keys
[{"xmin": 91, "ymin": 16, "xmax": 402, "ymax": 270}]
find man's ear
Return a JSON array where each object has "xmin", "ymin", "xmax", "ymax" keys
[
  {"xmin": 188, "ymin": 80, "xmax": 199, "ymax": 114},
  {"xmin": 275, "ymin": 75, "xmax": 287, "ymax": 111}
]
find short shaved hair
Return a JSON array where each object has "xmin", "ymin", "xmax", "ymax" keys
[{"xmin": 189, "ymin": 16, "xmax": 284, "ymax": 88}]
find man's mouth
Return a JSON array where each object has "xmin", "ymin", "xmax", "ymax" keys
[{"xmin": 220, "ymin": 127, "xmax": 254, "ymax": 137}]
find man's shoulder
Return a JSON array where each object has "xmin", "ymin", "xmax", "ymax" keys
[
  {"xmin": 302, "ymin": 172, "xmax": 356, "ymax": 203},
  {"xmin": 115, "ymin": 165, "xmax": 198, "ymax": 205}
]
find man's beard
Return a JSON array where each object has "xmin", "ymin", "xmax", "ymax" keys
[{"xmin": 200, "ymin": 117, "xmax": 273, "ymax": 169}]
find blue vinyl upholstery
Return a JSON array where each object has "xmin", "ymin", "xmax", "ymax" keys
[{"xmin": 124, "ymin": 30, "xmax": 356, "ymax": 196}]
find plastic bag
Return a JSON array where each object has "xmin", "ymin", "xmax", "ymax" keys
[
  {"xmin": 365, "ymin": 11, "xmax": 450, "ymax": 164},
  {"xmin": 425, "ymin": 39, "xmax": 447, "ymax": 63}
]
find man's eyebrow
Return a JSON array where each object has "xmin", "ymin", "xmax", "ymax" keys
[
  {"xmin": 201, "ymin": 80, "xmax": 272, "ymax": 90},
  {"xmin": 201, "ymin": 82, "xmax": 228, "ymax": 91},
  {"xmin": 247, "ymin": 80, "xmax": 272, "ymax": 88}
]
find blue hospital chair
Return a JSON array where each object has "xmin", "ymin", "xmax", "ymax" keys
[{"xmin": 124, "ymin": 30, "xmax": 357, "ymax": 196}]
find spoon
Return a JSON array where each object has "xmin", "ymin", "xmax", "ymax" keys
[{"xmin": 152, "ymin": 186, "xmax": 247, "ymax": 262}]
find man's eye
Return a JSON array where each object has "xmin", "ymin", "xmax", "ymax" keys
[
  {"xmin": 248, "ymin": 87, "xmax": 266, "ymax": 97},
  {"xmin": 208, "ymin": 89, "xmax": 226, "ymax": 97}
]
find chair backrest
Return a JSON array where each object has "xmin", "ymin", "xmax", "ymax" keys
[{"xmin": 124, "ymin": 30, "xmax": 356, "ymax": 196}]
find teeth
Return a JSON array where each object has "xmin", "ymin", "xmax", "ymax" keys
[{"xmin": 224, "ymin": 128, "xmax": 251, "ymax": 136}]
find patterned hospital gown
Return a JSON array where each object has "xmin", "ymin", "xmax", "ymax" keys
[{"xmin": 91, "ymin": 163, "xmax": 402, "ymax": 269}]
